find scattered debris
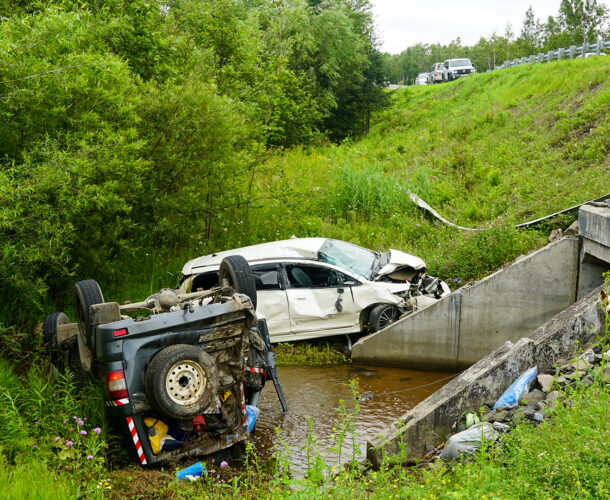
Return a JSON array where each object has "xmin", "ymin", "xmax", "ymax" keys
[{"xmin": 433, "ymin": 340, "xmax": 609, "ymax": 460}]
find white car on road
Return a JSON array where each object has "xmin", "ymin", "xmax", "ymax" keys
[{"xmin": 179, "ymin": 238, "xmax": 450, "ymax": 343}]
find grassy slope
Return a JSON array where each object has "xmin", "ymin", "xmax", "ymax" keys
[
  {"xmin": 233, "ymin": 57, "xmax": 609, "ymax": 287},
  {"xmin": 107, "ymin": 57, "xmax": 609, "ymax": 301}
]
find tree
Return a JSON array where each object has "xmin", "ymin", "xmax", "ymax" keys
[{"xmin": 560, "ymin": 0, "xmax": 609, "ymax": 43}]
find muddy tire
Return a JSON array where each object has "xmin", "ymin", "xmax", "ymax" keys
[
  {"xmin": 74, "ymin": 279, "xmax": 104, "ymax": 352},
  {"xmin": 43, "ymin": 312, "xmax": 70, "ymax": 367},
  {"xmin": 145, "ymin": 344, "xmax": 219, "ymax": 420},
  {"xmin": 368, "ymin": 304, "xmax": 400, "ymax": 333},
  {"xmin": 219, "ymin": 255, "xmax": 257, "ymax": 309}
]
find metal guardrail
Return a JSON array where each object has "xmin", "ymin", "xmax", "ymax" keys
[{"xmin": 495, "ymin": 39, "xmax": 610, "ymax": 70}]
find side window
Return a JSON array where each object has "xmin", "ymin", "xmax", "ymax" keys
[
  {"xmin": 336, "ymin": 271, "xmax": 360, "ymax": 286},
  {"xmin": 286, "ymin": 265, "xmax": 340, "ymax": 288},
  {"xmin": 251, "ymin": 264, "xmax": 281, "ymax": 290}
]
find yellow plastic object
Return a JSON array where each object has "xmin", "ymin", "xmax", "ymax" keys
[{"xmin": 144, "ymin": 417, "xmax": 169, "ymax": 455}]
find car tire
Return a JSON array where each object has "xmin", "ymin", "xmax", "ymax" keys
[
  {"xmin": 368, "ymin": 304, "xmax": 400, "ymax": 333},
  {"xmin": 43, "ymin": 311, "xmax": 70, "ymax": 368},
  {"xmin": 74, "ymin": 279, "xmax": 104, "ymax": 352},
  {"xmin": 146, "ymin": 344, "xmax": 219, "ymax": 420},
  {"xmin": 219, "ymin": 255, "xmax": 257, "ymax": 309}
]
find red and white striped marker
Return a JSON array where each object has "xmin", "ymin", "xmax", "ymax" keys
[{"xmin": 126, "ymin": 417, "xmax": 147, "ymax": 465}]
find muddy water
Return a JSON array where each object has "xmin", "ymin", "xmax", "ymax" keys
[{"xmin": 253, "ymin": 364, "xmax": 453, "ymax": 473}]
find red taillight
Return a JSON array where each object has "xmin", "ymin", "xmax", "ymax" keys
[
  {"xmin": 107, "ymin": 369, "xmax": 128, "ymax": 399},
  {"xmin": 113, "ymin": 328, "xmax": 128, "ymax": 337}
]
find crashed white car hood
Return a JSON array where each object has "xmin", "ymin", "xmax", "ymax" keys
[{"xmin": 376, "ymin": 249, "xmax": 426, "ymax": 277}]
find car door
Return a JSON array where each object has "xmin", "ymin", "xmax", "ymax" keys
[
  {"xmin": 284, "ymin": 263, "xmax": 360, "ymax": 334},
  {"xmin": 250, "ymin": 263, "xmax": 291, "ymax": 338}
]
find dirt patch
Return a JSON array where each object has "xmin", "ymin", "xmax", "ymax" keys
[
  {"xmin": 107, "ymin": 458, "xmax": 247, "ymax": 498},
  {"xmin": 108, "ymin": 467, "xmax": 177, "ymax": 499}
]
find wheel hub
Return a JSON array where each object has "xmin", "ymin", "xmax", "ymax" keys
[{"xmin": 166, "ymin": 361, "xmax": 207, "ymax": 406}]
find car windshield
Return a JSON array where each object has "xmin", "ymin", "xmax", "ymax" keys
[
  {"xmin": 450, "ymin": 59, "xmax": 471, "ymax": 67},
  {"xmin": 318, "ymin": 239, "xmax": 376, "ymax": 279},
  {"xmin": 418, "ymin": 73, "xmax": 427, "ymax": 78}
]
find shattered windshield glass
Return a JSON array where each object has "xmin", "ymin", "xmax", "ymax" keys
[{"xmin": 318, "ymin": 239, "xmax": 376, "ymax": 279}]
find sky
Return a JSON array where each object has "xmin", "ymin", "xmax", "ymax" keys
[{"xmin": 371, "ymin": 0, "xmax": 564, "ymax": 54}]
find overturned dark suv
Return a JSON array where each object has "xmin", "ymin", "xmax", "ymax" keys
[{"xmin": 44, "ymin": 256, "xmax": 283, "ymax": 466}]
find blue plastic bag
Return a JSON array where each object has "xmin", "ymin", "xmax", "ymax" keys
[
  {"xmin": 175, "ymin": 461, "xmax": 207, "ymax": 481},
  {"xmin": 493, "ymin": 366, "xmax": 538, "ymax": 410},
  {"xmin": 246, "ymin": 405, "xmax": 259, "ymax": 432}
]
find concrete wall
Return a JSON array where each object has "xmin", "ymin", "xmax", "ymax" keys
[
  {"xmin": 352, "ymin": 237, "xmax": 581, "ymax": 370},
  {"xmin": 366, "ymin": 287, "xmax": 605, "ymax": 467},
  {"xmin": 578, "ymin": 205, "xmax": 610, "ymax": 299}
]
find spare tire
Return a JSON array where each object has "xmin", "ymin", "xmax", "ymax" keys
[
  {"xmin": 43, "ymin": 312, "xmax": 70, "ymax": 367},
  {"xmin": 145, "ymin": 344, "xmax": 219, "ymax": 420},
  {"xmin": 218, "ymin": 255, "xmax": 257, "ymax": 309},
  {"xmin": 74, "ymin": 279, "xmax": 104, "ymax": 352}
]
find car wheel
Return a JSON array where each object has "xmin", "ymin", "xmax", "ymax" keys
[
  {"xmin": 43, "ymin": 312, "xmax": 70, "ymax": 368},
  {"xmin": 219, "ymin": 255, "xmax": 257, "ymax": 309},
  {"xmin": 146, "ymin": 344, "xmax": 219, "ymax": 420},
  {"xmin": 74, "ymin": 279, "xmax": 104, "ymax": 352},
  {"xmin": 368, "ymin": 304, "xmax": 400, "ymax": 333}
]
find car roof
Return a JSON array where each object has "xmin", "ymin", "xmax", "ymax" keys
[{"xmin": 182, "ymin": 238, "xmax": 327, "ymax": 275}]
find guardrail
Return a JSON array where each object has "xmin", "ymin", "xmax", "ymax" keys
[{"xmin": 495, "ymin": 38, "xmax": 610, "ymax": 70}]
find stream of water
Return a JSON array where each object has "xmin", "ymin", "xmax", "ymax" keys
[{"xmin": 253, "ymin": 364, "xmax": 453, "ymax": 473}]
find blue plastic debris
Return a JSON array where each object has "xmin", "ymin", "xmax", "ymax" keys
[
  {"xmin": 175, "ymin": 461, "xmax": 207, "ymax": 481},
  {"xmin": 246, "ymin": 405, "xmax": 259, "ymax": 432},
  {"xmin": 493, "ymin": 366, "xmax": 538, "ymax": 410}
]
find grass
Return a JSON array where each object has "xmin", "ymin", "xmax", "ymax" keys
[
  {"xmin": 274, "ymin": 341, "xmax": 351, "ymax": 366},
  {"xmin": 0, "ymin": 296, "xmax": 607, "ymax": 498}
]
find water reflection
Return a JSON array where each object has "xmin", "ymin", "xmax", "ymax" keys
[{"xmin": 253, "ymin": 364, "xmax": 453, "ymax": 473}]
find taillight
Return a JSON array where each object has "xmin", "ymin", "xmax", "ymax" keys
[
  {"xmin": 113, "ymin": 328, "xmax": 127, "ymax": 337},
  {"xmin": 107, "ymin": 369, "xmax": 128, "ymax": 399}
]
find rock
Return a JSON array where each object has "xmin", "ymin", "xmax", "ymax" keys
[
  {"xmin": 576, "ymin": 370, "xmax": 588, "ymax": 379},
  {"xmin": 569, "ymin": 359, "xmax": 592, "ymax": 371},
  {"xmin": 579, "ymin": 349, "xmax": 596, "ymax": 365},
  {"xmin": 492, "ymin": 411, "xmax": 508, "ymax": 423},
  {"xmin": 546, "ymin": 391, "xmax": 561, "ymax": 408},
  {"xmin": 604, "ymin": 366, "xmax": 610, "ymax": 382},
  {"xmin": 520, "ymin": 389, "xmax": 547, "ymax": 405},
  {"xmin": 484, "ymin": 412, "xmax": 495, "ymax": 422},
  {"xmin": 556, "ymin": 375, "xmax": 570, "ymax": 386},
  {"xmin": 512, "ymin": 410, "xmax": 524, "ymax": 423},
  {"xmin": 548, "ymin": 228, "xmax": 563, "ymax": 243},
  {"xmin": 536, "ymin": 401, "xmax": 546, "ymax": 411},
  {"xmin": 425, "ymin": 442, "xmax": 435, "ymax": 453},
  {"xmin": 563, "ymin": 220, "xmax": 579, "ymax": 236},
  {"xmin": 537, "ymin": 374, "xmax": 554, "ymax": 392}
]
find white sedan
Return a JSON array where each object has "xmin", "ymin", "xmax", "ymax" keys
[{"xmin": 179, "ymin": 238, "xmax": 450, "ymax": 343}]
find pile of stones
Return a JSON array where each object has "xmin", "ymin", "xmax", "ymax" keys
[{"xmin": 481, "ymin": 344, "xmax": 610, "ymax": 427}]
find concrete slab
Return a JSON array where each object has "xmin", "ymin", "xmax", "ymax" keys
[
  {"xmin": 352, "ymin": 237, "xmax": 580, "ymax": 370},
  {"xmin": 366, "ymin": 286, "xmax": 605, "ymax": 467},
  {"xmin": 579, "ymin": 204, "xmax": 610, "ymax": 248}
]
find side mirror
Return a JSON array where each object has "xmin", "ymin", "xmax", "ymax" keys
[
  {"xmin": 444, "ymin": 62, "xmax": 449, "ymax": 68},
  {"xmin": 337, "ymin": 288, "xmax": 345, "ymax": 294}
]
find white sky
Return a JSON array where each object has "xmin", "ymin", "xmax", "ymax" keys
[{"xmin": 371, "ymin": 1, "xmax": 567, "ymax": 54}]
